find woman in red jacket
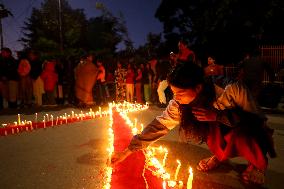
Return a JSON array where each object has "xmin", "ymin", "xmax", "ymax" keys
[{"xmin": 41, "ymin": 59, "xmax": 58, "ymax": 105}]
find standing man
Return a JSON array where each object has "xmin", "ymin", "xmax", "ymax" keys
[
  {"xmin": 28, "ymin": 50, "xmax": 44, "ymax": 106},
  {"xmin": 0, "ymin": 48, "xmax": 19, "ymax": 108},
  {"xmin": 204, "ymin": 56, "xmax": 224, "ymax": 77},
  {"xmin": 177, "ymin": 40, "xmax": 196, "ymax": 63}
]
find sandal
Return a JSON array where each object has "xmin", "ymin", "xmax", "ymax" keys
[
  {"xmin": 196, "ymin": 156, "xmax": 221, "ymax": 172},
  {"xmin": 242, "ymin": 164, "xmax": 265, "ymax": 185}
]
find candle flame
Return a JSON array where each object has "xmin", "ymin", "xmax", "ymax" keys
[
  {"xmin": 174, "ymin": 160, "xmax": 181, "ymax": 181},
  {"xmin": 163, "ymin": 181, "xmax": 166, "ymax": 189},
  {"xmin": 186, "ymin": 166, "xmax": 193, "ymax": 189}
]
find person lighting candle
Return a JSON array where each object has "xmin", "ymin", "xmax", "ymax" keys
[{"xmin": 110, "ymin": 62, "xmax": 276, "ymax": 185}]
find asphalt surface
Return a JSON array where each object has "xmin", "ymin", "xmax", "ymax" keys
[{"xmin": 0, "ymin": 106, "xmax": 283, "ymax": 189}]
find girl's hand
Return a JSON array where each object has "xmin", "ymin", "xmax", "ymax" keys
[
  {"xmin": 109, "ymin": 148, "xmax": 133, "ymax": 166},
  {"xmin": 192, "ymin": 107, "xmax": 217, "ymax": 121}
]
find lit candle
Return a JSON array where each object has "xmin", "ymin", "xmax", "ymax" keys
[
  {"xmin": 43, "ymin": 116, "xmax": 46, "ymax": 128},
  {"xmin": 174, "ymin": 160, "xmax": 181, "ymax": 181},
  {"xmin": 65, "ymin": 113, "xmax": 68, "ymax": 123},
  {"xmin": 46, "ymin": 114, "xmax": 49, "ymax": 121},
  {"xmin": 35, "ymin": 113, "xmax": 38, "ymax": 123},
  {"xmin": 163, "ymin": 181, "xmax": 167, "ymax": 189},
  {"xmin": 51, "ymin": 115, "xmax": 54, "ymax": 126},
  {"xmin": 99, "ymin": 107, "xmax": 102, "ymax": 117},
  {"xmin": 56, "ymin": 116, "xmax": 59, "ymax": 125},
  {"xmin": 186, "ymin": 167, "xmax": 193, "ymax": 189},
  {"xmin": 168, "ymin": 180, "xmax": 177, "ymax": 187},
  {"xmin": 71, "ymin": 111, "xmax": 74, "ymax": 119},
  {"xmin": 140, "ymin": 124, "xmax": 144, "ymax": 132},
  {"xmin": 134, "ymin": 118, "xmax": 137, "ymax": 128},
  {"xmin": 178, "ymin": 181, "xmax": 183, "ymax": 189},
  {"xmin": 89, "ymin": 108, "xmax": 93, "ymax": 118},
  {"xmin": 162, "ymin": 149, "xmax": 168, "ymax": 167},
  {"xmin": 28, "ymin": 121, "xmax": 33, "ymax": 128},
  {"xmin": 18, "ymin": 114, "xmax": 21, "ymax": 125},
  {"xmin": 14, "ymin": 122, "xmax": 17, "ymax": 126}
]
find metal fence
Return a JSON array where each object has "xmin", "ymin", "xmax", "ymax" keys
[
  {"xmin": 223, "ymin": 45, "xmax": 284, "ymax": 89},
  {"xmin": 260, "ymin": 45, "xmax": 284, "ymax": 88}
]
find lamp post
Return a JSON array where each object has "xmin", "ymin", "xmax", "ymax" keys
[{"xmin": 58, "ymin": 0, "xmax": 63, "ymax": 52}]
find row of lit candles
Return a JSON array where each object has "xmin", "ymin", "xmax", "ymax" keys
[
  {"xmin": 103, "ymin": 105, "xmax": 114, "ymax": 189},
  {"xmin": 145, "ymin": 147, "xmax": 193, "ymax": 189},
  {"xmin": 1, "ymin": 101, "xmax": 149, "ymax": 131}
]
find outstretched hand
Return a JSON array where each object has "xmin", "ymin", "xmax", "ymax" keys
[
  {"xmin": 192, "ymin": 107, "xmax": 217, "ymax": 121},
  {"xmin": 108, "ymin": 148, "xmax": 133, "ymax": 167}
]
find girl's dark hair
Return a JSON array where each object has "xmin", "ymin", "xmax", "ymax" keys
[
  {"xmin": 167, "ymin": 61, "xmax": 205, "ymax": 89},
  {"xmin": 167, "ymin": 61, "xmax": 216, "ymax": 144}
]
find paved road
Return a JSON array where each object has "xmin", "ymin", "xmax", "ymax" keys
[{"xmin": 0, "ymin": 107, "xmax": 283, "ymax": 189}]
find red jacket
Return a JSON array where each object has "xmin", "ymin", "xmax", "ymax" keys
[
  {"xmin": 125, "ymin": 69, "xmax": 135, "ymax": 84},
  {"xmin": 18, "ymin": 59, "xmax": 31, "ymax": 77},
  {"xmin": 41, "ymin": 61, "xmax": 58, "ymax": 92}
]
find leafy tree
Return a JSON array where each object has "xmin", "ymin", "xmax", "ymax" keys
[
  {"xmin": 0, "ymin": 3, "xmax": 13, "ymax": 48},
  {"xmin": 88, "ymin": 3, "xmax": 134, "ymax": 59},
  {"xmin": 21, "ymin": 0, "xmax": 88, "ymax": 54},
  {"xmin": 155, "ymin": 0, "xmax": 284, "ymax": 64}
]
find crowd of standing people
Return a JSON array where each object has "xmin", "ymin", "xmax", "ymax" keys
[
  {"xmin": 1, "ymin": 39, "xmax": 279, "ymax": 111},
  {"xmin": 0, "ymin": 48, "xmax": 63, "ymax": 110}
]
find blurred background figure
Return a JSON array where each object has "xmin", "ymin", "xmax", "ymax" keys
[
  {"xmin": 55, "ymin": 60, "xmax": 65, "ymax": 105},
  {"xmin": 143, "ymin": 62, "xmax": 154, "ymax": 104},
  {"xmin": 156, "ymin": 58, "xmax": 172, "ymax": 108},
  {"xmin": 135, "ymin": 65, "xmax": 143, "ymax": 103},
  {"xmin": 0, "ymin": 48, "xmax": 19, "ymax": 109},
  {"xmin": 28, "ymin": 50, "xmax": 44, "ymax": 107},
  {"xmin": 74, "ymin": 53, "xmax": 98, "ymax": 107},
  {"xmin": 17, "ymin": 56, "xmax": 33, "ymax": 107},
  {"xmin": 204, "ymin": 56, "xmax": 224, "ymax": 77},
  {"xmin": 96, "ymin": 58, "xmax": 110, "ymax": 105},
  {"xmin": 238, "ymin": 50, "xmax": 275, "ymax": 104},
  {"xmin": 41, "ymin": 59, "xmax": 58, "ymax": 106},
  {"xmin": 114, "ymin": 61, "xmax": 127, "ymax": 102},
  {"xmin": 177, "ymin": 40, "xmax": 196, "ymax": 63},
  {"xmin": 148, "ymin": 56, "xmax": 158, "ymax": 104},
  {"xmin": 125, "ymin": 63, "xmax": 135, "ymax": 102}
]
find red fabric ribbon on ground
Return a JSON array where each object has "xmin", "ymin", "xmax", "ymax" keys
[{"xmin": 111, "ymin": 111, "xmax": 164, "ymax": 189}]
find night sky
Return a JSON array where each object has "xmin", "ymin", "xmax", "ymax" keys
[{"xmin": 1, "ymin": 0, "xmax": 163, "ymax": 53}]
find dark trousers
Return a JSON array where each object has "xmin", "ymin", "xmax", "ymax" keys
[
  {"xmin": 96, "ymin": 81, "xmax": 110, "ymax": 105},
  {"xmin": 43, "ymin": 91, "xmax": 56, "ymax": 105}
]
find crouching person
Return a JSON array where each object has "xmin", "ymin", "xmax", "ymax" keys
[{"xmin": 110, "ymin": 62, "xmax": 276, "ymax": 185}]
